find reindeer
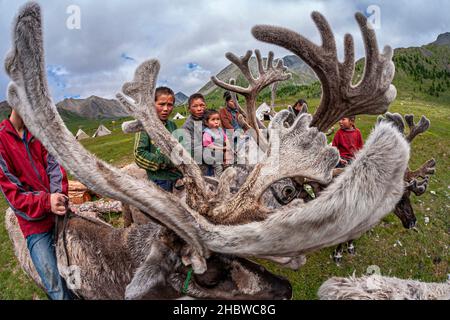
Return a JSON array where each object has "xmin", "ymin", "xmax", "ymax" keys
[
  {"xmin": 318, "ymin": 274, "xmax": 450, "ymax": 300},
  {"xmin": 5, "ymin": 208, "xmax": 292, "ymax": 300},
  {"xmin": 4, "ymin": 2, "xmax": 427, "ymax": 299}
]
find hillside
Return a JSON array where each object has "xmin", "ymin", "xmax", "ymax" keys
[
  {"xmin": 351, "ymin": 33, "xmax": 450, "ymax": 102},
  {"xmin": 56, "ymin": 96, "xmax": 129, "ymax": 120}
]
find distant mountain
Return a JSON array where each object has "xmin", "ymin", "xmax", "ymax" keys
[
  {"xmin": 430, "ymin": 32, "xmax": 450, "ymax": 47},
  {"xmin": 198, "ymin": 54, "xmax": 317, "ymax": 96},
  {"xmin": 56, "ymin": 96, "xmax": 128, "ymax": 120},
  {"xmin": 175, "ymin": 92, "xmax": 188, "ymax": 106},
  {"xmin": 390, "ymin": 32, "xmax": 450, "ymax": 99}
]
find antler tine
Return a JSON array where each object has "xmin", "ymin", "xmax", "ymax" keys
[
  {"xmin": 121, "ymin": 119, "xmax": 143, "ymax": 134},
  {"xmin": 406, "ymin": 158, "xmax": 436, "ymax": 180},
  {"xmin": 377, "ymin": 112, "xmax": 405, "ymax": 134},
  {"xmin": 341, "ymin": 34, "xmax": 356, "ymax": 87},
  {"xmin": 226, "ymin": 50, "xmax": 254, "ymax": 85},
  {"xmin": 228, "ymin": 78, "xmax": 247, "ymax": 116},
  {"xmin": 404, "ymin": 114, "xmax": 430, "ymax": 143},
  {"xmin": 5, "ymin": 2, "xmax": 208, "ymax": 256},
  {"xmin": 252, "ymin": 11, "xmax": 396, "ymax": 132},
  {"xmin": 406, "ymin": 177, "xmax": 429, "ymax": 196},
  {"xmin": 116, "ymin": 60, "xmax": 211, "ymax": 212},
  {"xmin": 211, "ymin": 49, "xmax": 291, "ymax": 148},
  {"xmin": 255, "ymin": 49, "xmax": 265, "ymax": 77}
]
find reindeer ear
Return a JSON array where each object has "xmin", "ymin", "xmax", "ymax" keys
[{"xmin": 125, "ymin": 242, "xmax": 173, "ymax": 300}]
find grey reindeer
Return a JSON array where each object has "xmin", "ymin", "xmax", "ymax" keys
[{"xmin": 4, "ymin": 2, "xmax": 431, "ymax": 299}]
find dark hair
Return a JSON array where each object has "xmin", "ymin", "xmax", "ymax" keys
[
  {"xmin": 203, "ymin": 109, "xmax": 219, "ymax": 126},
  {"xmin": 294, "ymin": 99, "xmax": 307, "ymax": 108},
  {"xmin": 155, "ymin": 86, "xmax": 175, "ymax": 103},
  {"xmin": 188, "ymin": 93, "xmax": 205, "ymax": 107},
  {"xmin": 347, "ymin": 116, "xmax": 356, "ymax": 122},
  {"xmin": 223, "ymin": 91, "xmax": 232, "ymax": 102}
]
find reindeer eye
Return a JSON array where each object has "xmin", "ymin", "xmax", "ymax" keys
[{"xmin": 282, "ymin": 187, "xmax": 295, "ymax": 198}]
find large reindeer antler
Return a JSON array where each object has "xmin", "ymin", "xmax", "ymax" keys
[
  {"xmin": 6, "ymin": 2, "xmax": 411, "ymax": 261},
  {"xmin": 4, "ymin": 2, "xmax": 208, "ymax": 260},
  {"xmin": 252, "ymin": 12, "xmax": 396, "ymax": 132},
  {"xmin": 211, "ymin": 50, "xmax": 291, "ymax": 147}
]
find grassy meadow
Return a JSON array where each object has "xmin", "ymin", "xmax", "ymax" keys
[{"xmin": 0, "ymin": 89, "xmax": 449, "ymax": 299}]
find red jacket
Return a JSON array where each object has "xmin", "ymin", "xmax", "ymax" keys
[
  {"xmin": 332, "ymin": 127, "xmax": 364, "ymax": 160},
  {"xmin": 0, "ymin": 119, "xmax": 68, "ymax": 238}
]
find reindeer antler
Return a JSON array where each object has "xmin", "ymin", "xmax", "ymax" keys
[
  {"xmin": 211, "ymin": 50, "xmax": 291, "ymax": 147},
  {"xmin": 5, "ymin": 2, "xmax": 208, "ymax": 259},
  {"xmin": 252, "ymin": 12, "xmax": 396, "ymax": 132},
  {"xmin": 378, "ymin": 112, "xmax": 436, "ymax": 227},
  {"xmin": 209, "ymin": 113, "xmax": 339, "ymax": 224},
  {"xmin": 116, "ymin": 61, "xmax": 211, "ymax": 213}
]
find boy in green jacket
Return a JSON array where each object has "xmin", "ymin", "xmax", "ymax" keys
[{"xmin": 134, "ymin": 87, "xmax": 182, "ymax": 192}]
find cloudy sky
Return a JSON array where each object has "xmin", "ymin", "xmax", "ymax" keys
[{"xmin": 0, "ymin": 0, "xmax": 448, "ymax": 102}]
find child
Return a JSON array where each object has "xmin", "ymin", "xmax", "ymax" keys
[
  {"xmin": 332, "ymin": 116, "xmax": 364, "ymax": 168},
  {"xmin": 202, "ymin": 109, "xmax": 232, "ymax": 177},
  {"xmin": 331, "ymin": 116, "xmax": 364, "ymax": 263},
  {"xmin": 182, "ymin": 93, "xmax": 206, "ymax": 164},
  {"xmin": 134, "ymin": 87, "xmax": 182, "ymax": 192}
]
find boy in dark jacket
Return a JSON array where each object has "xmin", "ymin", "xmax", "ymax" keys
[
  {"xmin": 0, "ymin": 109, "xmax": 72, "ymax": 300},
  {"xmin": 182, "ymin": 93, "xmax": 206, "ymax": 163},
  {"xmin": 134, "ymin": 87, "xmax": 182, "ymax": 192}
]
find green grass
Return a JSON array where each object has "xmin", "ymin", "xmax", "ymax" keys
[{"xmin": 0, "ymin": 92, "xmax": 449, "ymax": 300}]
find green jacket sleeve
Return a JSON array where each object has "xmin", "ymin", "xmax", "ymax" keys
[{"xmin": 134, "ymin": 132, "xmax": 173, "ymax": 171}]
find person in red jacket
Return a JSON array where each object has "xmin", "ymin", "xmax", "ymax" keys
[
  {"xmin": 332, "ymin": 116, "xmax": 364, "ymax": 168},
  {"xmin": 330, "ymin": 116, "xmax": 364, "ymax": 263},
  {"xmin": 0, "ymin": 109, "xmax": 72, "ymax": 300}
]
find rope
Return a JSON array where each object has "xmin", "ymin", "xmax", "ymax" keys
[{"xmin": 181, "ymin": 267, "xmax": 193, "ymax": 295}]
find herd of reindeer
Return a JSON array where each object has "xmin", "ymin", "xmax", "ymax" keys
[{"xmin": 3, "ymin": 2, "xmax": 449, "ymax": 300}]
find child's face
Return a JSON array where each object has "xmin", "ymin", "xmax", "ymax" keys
[
  {"xmin": 189, "ymin": 98, "xmax": 206, "ymax": 118},
  {"xmin": 226, "ymin": 99, "xmax": 237, "ymax": 110},
  {"xmin": 339, "ymin": 117, "xmax": 354, "ymax": 130},
  {"xmin": 206, "ymin": 114, "xmax": 221, "ymax": 129},
  {"xmin": 155, "ymin": 94, "xmax": 174, "ymax": 121}
]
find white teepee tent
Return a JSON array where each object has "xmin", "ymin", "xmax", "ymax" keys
[
  {"xmin": 75, "ymin": 128, "xmax": 89, "ymax": 140},
  {"xmin": 173, "ymin": 112, "xmax": 185, "ymax": 120},
  {"xmin": 92, "ymin": 124, "xmax": 112, "ymax": 138},
  {"xmin": 256, "ymin": 102, "xmax": 271, "ymax": 121}
]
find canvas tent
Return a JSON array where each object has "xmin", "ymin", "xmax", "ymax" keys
[
  {"xmin": 256, "ymin": 102, "xmax": 272, "ymax": 121},
  {"xmin": 75, "ymin": 128, "xmax": 89, "ymax": 140},
  {"xmin": 173, "ymin": 112, "xmax": 185, "ymax": 120},
  {"xmin": 92, "ymin": 124, "xmax": 112, "ymax": 138}
]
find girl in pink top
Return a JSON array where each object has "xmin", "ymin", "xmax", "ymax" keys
[{"xmin": 202, "ymin": 110, "xmax": 232, "ymax": 177}]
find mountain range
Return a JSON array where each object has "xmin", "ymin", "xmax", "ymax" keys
[{"xmin": 1, "ymin": 32, "xmax": 448, "ymax": 121}]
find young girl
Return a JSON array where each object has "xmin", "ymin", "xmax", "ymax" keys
[{"xmin": 202, "ymin": 109, "xmax": 232, "ymax": 177}]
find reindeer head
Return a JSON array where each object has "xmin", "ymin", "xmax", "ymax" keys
[
  {"xmin": 167, "ymin": 254, "xmax": 292, "ymax": 300},
  {"xmin": 6, "ymin": 1, "xmax": 411, "ymax": 291},
  {"xmin": 378, "ymin": 113, "xmax": 436, "ymax": 229}
]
